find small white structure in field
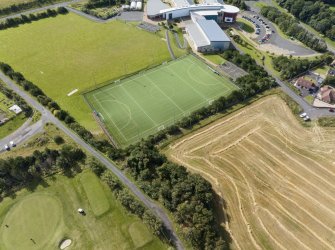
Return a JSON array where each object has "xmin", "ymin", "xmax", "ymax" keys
[
  {"xmin": 78, "ymin": 208, "xmax": 85, "ymax": 214},
  {"xmin": 130, "ymin": 1, "xmax": 136, "ymax": 10},
  {"xmin": 136, "ymin": 1, "xmax": 142, "ymax": 10},
  {"xmin": 9, "ymin": 104, "xmax": 22, "ymax": 114},
  {"xmin": 122, "ymin": 4, "xmax": 130, "ymax": 10}
]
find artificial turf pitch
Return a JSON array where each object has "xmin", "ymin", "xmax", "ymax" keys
[{"xmin": 85, "ymin": 55, "xmax": 238, "ymax": 147}]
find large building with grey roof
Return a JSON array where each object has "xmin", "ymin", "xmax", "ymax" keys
[{"xmin": 146, "ymin": 0, "xmax": 239, "ymax": 53}]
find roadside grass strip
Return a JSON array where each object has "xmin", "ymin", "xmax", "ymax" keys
[{"xmin": 85, "ymin": 55, "xmax": 238, "ymax": 147}]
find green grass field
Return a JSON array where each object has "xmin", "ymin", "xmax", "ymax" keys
[
  {"xmin": 0, "ymin": 170, "xmax": 168, "ymax": 250},
  {"xmin": 85, "ymin": 55, "xmax": 238, "ymax": 147},
  {"xmin": 0, "ymin": 13, "xmax": 171, "ymax": 133},
  {"xmin": 0, "ymin": 113, "xmax": 27, "ymax": 139},
  {"xmin": 203, "ymin": 54, "xmax": 226, "ymax": 65},
  {"xmin": 237, "ymin": 18, "xmax": 255, "ymax": 33}
]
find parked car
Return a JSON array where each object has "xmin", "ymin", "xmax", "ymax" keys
[
  {"xmin": 4, "ymin": 144, "xmax": 9, "ymax": 151},
  {"xmin": 299, "ymin": 112, "xmax": 307, "ymax": 118},
  {"xmin": 304, "ymin": 116, "xmax": 310, "ymax": 121},
  {"xmin": 10, "ymin": 141, "xmax": 16, "ymax": 147},
  {"xmin": 329, "ymin": 108, "xmax": 334, "ymax": 112}
]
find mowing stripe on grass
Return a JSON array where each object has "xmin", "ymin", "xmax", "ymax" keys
[{"xmin": 80, "ymin": 172, "xmax": 110, "ymax": 216}]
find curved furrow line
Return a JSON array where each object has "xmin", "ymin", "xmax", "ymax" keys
[
  {"xmin": 260, "ymin": 207, "xmax": 313, "ymax": 250},
  {"xmin": 184, "ymin": 155, "xmax": 262, "ymax": 250},
  {"xmin": 246, "ymin": 138, "xmax": 335, "ymax": 218},
  {"xmin": 257, "ymin": 133, "xmax": 335, "ymax": 193},
  {"xmin": 262, "ymin": 130, "xmax": 335, "ymax": 177},
  {"xmin": 169, "ymin": 98, "xmax": 272, "ymax": 149},
  {"xmin": 210, "ymin": 127, "xmax": 261, "ymax": 155},
  {"xmin": 264, "ymin": 195, "xmax": 335, "ymax": 249},
  {"xmin": 240, "ymin": 144, "xmax": 335, "ymax": 235}
]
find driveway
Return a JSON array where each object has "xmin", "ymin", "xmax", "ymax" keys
[{"xmin": 0, "ymin": 117, "xmax": 45, "ymax": 152}]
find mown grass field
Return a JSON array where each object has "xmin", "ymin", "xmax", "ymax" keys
[
  {"xmin": 85, "ymin": 55, "xmax": 237, "ymax": 147},
  {"xmin": 0, "ymin": 112, "xmax": 27, "ymax": 139},
  {"xmin": 0, "ymin": 170, "xmax": 168, "ymax": 250},
  {"xmin": 0, "ymin": 13, "xmax": 171, "ymax": 133},
  {"xmin": 166, "ymin": 95, "xmax": 335, "ymax": 250}
]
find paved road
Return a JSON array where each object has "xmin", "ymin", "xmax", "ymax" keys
[
  {"xmin": 166, "ymin": 30, "xmax": 176, "ymax": 59},
  {"xmin": 0, "ymin": 71, "xmax": 184, "ymax": 250},
  {"xmin": 242, "ymin": 8, "xmax": 317, "ymax": 56},
  {"xmin": 230, "ymin": 37, "xmax": 334, "ymax": 119},
  {"xmin": 268, "ymin": 72, "xmax": 335, "ymax": 120},
  {"xmin": 245, "ymin": 0, "xmax": 335, "ymax": 54},
  {"xmin": 0, "ymin": 117, "xmax": 45, "ymax": 152},
  {"xmin": 0, "ymin": 0, "xmax": 81, "ymax": 22}
]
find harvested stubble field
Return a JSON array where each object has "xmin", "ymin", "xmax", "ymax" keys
[{"xmin": 166, "ymin": 95, "xmax": 335, "ymax": 250}]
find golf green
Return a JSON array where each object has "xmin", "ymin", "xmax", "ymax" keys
[{"xmin": 1, "ymin": 193, "xmax": 62, "ymax": 250}]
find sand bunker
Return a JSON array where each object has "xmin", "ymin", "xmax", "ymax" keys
[{"xmin": 59, "ymin": 239, "xmax": 72, "ymax": 249}]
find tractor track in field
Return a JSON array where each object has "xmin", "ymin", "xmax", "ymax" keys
[{"xmin": 166, "ymin": 96, "xmax": 335, "ymax": 250}]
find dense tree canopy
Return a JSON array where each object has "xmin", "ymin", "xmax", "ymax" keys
[
  {"xmin": 0, "ymin": 146, "xmax": 85, "ymax": 199},
  {"xmin": 276, "ymin": 0, "xmax": 335, "ymax": 41},
  {"xmin": 261, "ymin": 6, "xmax": 328, "ymax": 52},
  {"xmin": 272, "ymin": 54, "xmax": 333, "ymax": 79}
]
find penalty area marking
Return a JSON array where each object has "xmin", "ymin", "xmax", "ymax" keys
[{"xmin": 67, "ymin": 89, "xmax": 78, "ymax": 96}]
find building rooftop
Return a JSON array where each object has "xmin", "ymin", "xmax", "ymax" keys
[
  {"xmin": 196, "ymin": 19, "xmax": 230, "ymax": 42},
  {"xmin": 320, "ymin": 85, "xmax": 335, "ymax": 103},
  {"xmin": 173, "ymin": 0, "xmax": 194, "ymax": 7},
  {"xmin": 186, "ymin": 22, "xmax": 210, "ymax": 47},
  {"xmin": 160, "ymin": 3, "xmax": 224, "ymax": 13},
  {"xmin": 147, "ymin": 0, "xmax": 170, "ymax": 16},
  {"xmin": 193, "ymin": 10, "xmax": 219, "ymax": 16},
  {"xmin": 295, "ymin": 77, "xmax": 316, "ymax": 89}
]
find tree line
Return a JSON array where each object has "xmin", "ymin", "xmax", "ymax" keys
[
  {"xmin": 85, "ymin": 0, "xmax": 126, "ymax": 9},
  {"xmin": 272, "ymin": 54, "xmax": 333, "ymax": 79},
  {"xmin": 261, "ymin": 6, "xmax": 328, "ymax": 52},
  {"xmin": 275, "ymin": 0, "xmax": 335, "ymax": 41},
  {"xmin": 0, "ymin": 145, "xmax": 85, "ymax": 199},
  {"xmin": 0, "ymin": 0, "xmax": 59, "ymax": 17},
  {"xmin": 116, "ymin": 140, "xmax": 227, "ymax": 249},
  {"xmin": 90, "ymin": 161, "xmax": 171, "ymax": 244},
  {"xmin": 0, "ymin": 62, "xmax": 116, "ymax": 155},
  {"xmin": 223, "ymin": 0, "xmax": 247, "ymax": 10},
  {"xmin": 0, "ymin": 48, "xmax": 276, "ymax": 249},
  {"xmin": 0, "ymin": 7, "xmax": 68, "ymax": 31},
  {"xmin": 0, "ymin": 83, "xmax": 32, "ymax": 117},
  {"xmin": 104, "ymin": 50, "xmax": 277, "ymax": 249}
]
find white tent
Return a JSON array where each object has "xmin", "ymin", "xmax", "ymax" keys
[
  {"xmin": 136, "ymin": 1, "xmax": 142, "ymax": 10},
  {"xmin": 130, "ymin": 1, "xmax": 136, "ymax": 9}
]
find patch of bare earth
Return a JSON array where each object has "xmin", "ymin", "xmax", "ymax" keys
[{"xmin": 166, "ymin": 96, "xmax": 335, "ymax": 250}]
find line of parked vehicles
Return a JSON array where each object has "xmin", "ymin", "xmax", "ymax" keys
[
  {"xmin": 241, "ymin": 15, "xmax": 261, "ymax": 34},
  {"xmin": 241, "ymin": 14, "xmax": 275, "ymax": 44},
  {"xmin": 253, "ymin": 15, "xmax": 275, "ymax": 44},
  {"xmin": 299, "ymin": 113, "xmax": 310, "ymax": 121}
]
